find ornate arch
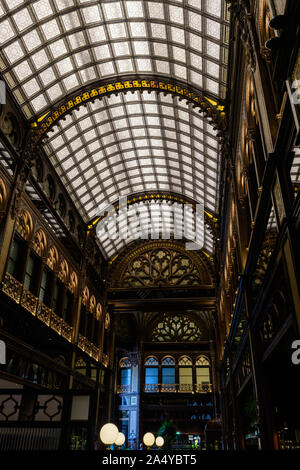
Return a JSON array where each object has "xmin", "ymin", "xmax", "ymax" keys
[
  {"xmin": 69, "ymin": 271, "xmax": 78, "ymax": 294},
  {"xmin": 15, "ymin": 209, "xmax": 33, "ymax": 241},
  {"xmin": 47, "ymin": 245, "xmax": 59, "ymax": 271},
  {"xmin": 32, "ymin": 229, "xmax": 47, "ymax": 258},
  {"xmin": 109, "ymin": 241, "xmax": 214, "ymax": 288},
  {"xmin": 58, "ymin": 259, "xmax": 69, "ymax": 284},
  {"xmin": 95, "ymin": 303, "xmax": 103, "ymax": 321},
  {"xmin": 82, "ymin": 286, "xmax": 90, "ymax": 308},
  {"xmin": 89, "ymin": 295, "xmax": 96, "ymax": 314},
  {"xmin": 0, "ymin": 177, "xmax": 7, "ymax": 210},
  {"xmin": 30, "ymin": 77, "xmax": 226, "ymax": 146}
]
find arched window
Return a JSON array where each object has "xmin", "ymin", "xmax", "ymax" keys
[
  {"xmin": 144, "ymin": 356, "xmax": 159, "ymax": 392},
  {"xmin": 119, "ymin": 357, "xmax": 131, "ymax": 393},
  {"xmin": 196, "ymin": 356, "xmax": 210, "ymax": 366},
  {"xmin": 161, "ymin": 356, "xmax": 176, "ymax": 392},
  {"xmin": 161, "ymin": 356, "xmax": 175, "ymax": 366},
  {"xmin": 179, "ymin": 356, "xmax": 193, "ymax": 392},
  {"xmin": 144, "ymin": 356, "xmax": 159, "ymax": 366},
  {"xmin": 195, "ymin": 356, "xmax": 211, "ymax": 392},
  {"xmin": 120, "ymin": 358, "xmax": 132, "ymax": 368},
  {"xmin": 178, "ymin": 356, "xmax": 193, "ymax": 366}
]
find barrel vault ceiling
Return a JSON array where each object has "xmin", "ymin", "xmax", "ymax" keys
[{"xmin": 0, "ymin": 0, "xmax": 230, "ymax": 259}]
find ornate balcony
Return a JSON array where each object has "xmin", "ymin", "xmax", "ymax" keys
[
  {"xmin": 144, "ymin": 384, "xmax": 160, "ymax": 392},
  {"xmin": 161, "ymin": 384, "xmax": 177, "ymax": 392},
  {"xmin": 143, "ymin": 383, "xmax": 213, "ymax": 393},
  {"xmin": 117, "ymin": 384, "xmax": 131, "ymax": 393},
  {"xmin": 178, "ymin": 383, "xmax": 194, "ymax": 392},
  {"xmin": 21, "ymin": 287, "xmax": 39, "ymax": 315},
  {"xmin": 61, "ymin": 321, "xmax": 72, "ymax": 342},
  {"xmin": 36, "ymin": 303, "xmax": 52, "ymax": 326},
  {"xmin": 50, "ymin": 312, "xmax": 63, "ymax": 335},
  {"xmin": 2, "ymin": 273, "xmax": 74, "ymax": 345},
  {"xmin": 2, "ymin": 272, "xmax": 22, "ymax": 303},
  {"xmin": 78, "ymin": 334, "xmax": 100, "ymax": 361},
  {"xmin": 195, "ymin": 383, "xmax": 212, "ymax": 393}
]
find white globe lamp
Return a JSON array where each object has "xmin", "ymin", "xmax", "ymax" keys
[
  {"xmin": 99, "ymin": 423, "xmax": 119, "ymax": 449},
  {"xmin": 155, "ymin": 436, "xmax": 164, "ymax": 448},
  {"xmin": 143, "ymin": 432, "xmax": 155, "ymax": 449},
  {"xmin": 115, "ymin": 432, "xmax": 126, "ymax": 449}
]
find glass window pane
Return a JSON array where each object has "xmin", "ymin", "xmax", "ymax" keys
[
  {"xmin": 121, "ymin": 368, "xmax": 131, "ymax": 386},
  {"xmin": 162, "ymin": 367, "xmax": 175, "ymax": 384},
  {"xmin": 196, "ymin": 367, "xmax": 210, "ymax": 384},
  {"xmin": 145, "ymin": 367, "xmax": 158, "ymax": 384},
  {"xmin": 179, "ymin": 367, "xmax": 193, "ymax": 384}
]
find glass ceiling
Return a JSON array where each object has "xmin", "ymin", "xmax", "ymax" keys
[
  {"xmin": 0, "ymin": 0, "xmax": 230, "ymax": 259},
  {"xmin": 0, "ymin": 0, "xmax": 229, "ymax": 117},
  {"xmin": 44, "ymin": 91, "xmax": 220, "ymax": 218},
  {"xmin": 96, "ymin": 199, "xmax": 214, "ymax": 259}
]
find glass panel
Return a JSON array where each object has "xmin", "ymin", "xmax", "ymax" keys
[
  {"xmin": 7, "ymin": 238, "xmax": 21, "ymax": 277},
  {"xmin": 145, "ymin": 367, "xmax": 158, "ymax": 384},
  {"xmin": 121, "ymin": 369, "xmax": 132, "ymax": 386},
  {"xmin": 0, "ymin": 1, "xmax": 229, "ymax": 259},
  {"xmin": 196, "ymin": 367, "xmax": 210, "ymax": 384},
  {"xmin": 179, "ymin": 367, "xmax": 193, "ymax": 384},
  {"xmin": 24, "ymin": 254, "xmax": 36, "ymax": 290},
  {"xmin": 162, "ymin": 367, "xmax": 175, "ymax": 384}
]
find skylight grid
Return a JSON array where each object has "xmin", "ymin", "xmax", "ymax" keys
[
  {"xmin": 44, "ymin": 91, "xmax": 220, "ymax": 220},
  {"xmin": 96, "ymin": 199, "xmax": 215, "ymax": 259},
  {"xmin": 0, "ymin": 0, "xmax": 229, "ymax": 117}
]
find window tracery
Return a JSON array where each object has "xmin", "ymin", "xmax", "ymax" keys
[
  {"xmin": 119, "ymin": 357, "xmax": 132, "ymax": 368},
  {"xmin": 161, "ymin": 356, "xmax": 175, "ymax": 366},
  {"xmin": 116, "ymin": 245, "xmax": 212, "ymax": 288},
  {"xmin": 152, "ymin": 314, "xmax": 203, "ymax": 342},
  {"xmin": 178, "ymin": 356, "xmax": 193, "ymax": 366},
  {"xmin": 144, "ymin": 356, "xmax": 159, "ymax": 366},
  {"xmin": 196, "ymin": 356, "xmax": 210, "ymax": 366}
]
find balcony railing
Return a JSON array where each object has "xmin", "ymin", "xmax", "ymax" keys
[
  {"xmin": 2, "ymin": 272, "xmax": 75, "ymax": 346},
  {"xmin": 143, "ymin": 383, "xmax": 213, "ymax": 393},
  {"xmin": 78, "ymin": 334, "xmax": 100, "ymax": 361},
  {"xmin": 178, "ymin": 383, "xmax": 194, "ymax": 392},
  {"xmin": 117, "ymin": 384, "xmax": 131, "ymax": 393}
]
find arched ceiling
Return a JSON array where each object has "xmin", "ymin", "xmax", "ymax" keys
[
  {"xmin": 0, "ymin": 0, "xmax": 229, "ymax": 116},
  {"xmin": 0, "ymin": 0, "xmax": 230, "ymax": 259}
]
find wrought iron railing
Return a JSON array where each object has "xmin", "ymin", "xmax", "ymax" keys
[
  {"xmin": 117, "ymin": 384, "xmax": 131, "ymax": 393},
  {"xmin": 143, "ymin": 383, "xmax": 213, "ymax": 393}
]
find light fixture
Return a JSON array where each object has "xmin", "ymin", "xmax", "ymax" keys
[
  {"xmin": 99, "ymin": 423, "xmax": 119, "ymax": 449},
  {"xmin": 115, "ymin": 432, "xmax": 126, "ymax": 449},
  {"xmin": 143, "ymin": 432, "xmax": 155, "ymax": 449},
  {"xmin": 155, "ymin": 436, "xmax": 164, "ymax": 448}
]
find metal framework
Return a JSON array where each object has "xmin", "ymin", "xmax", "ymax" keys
[{"xmin": 0, "ymin": 0, "xmax": 230, "ymax": 258}]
